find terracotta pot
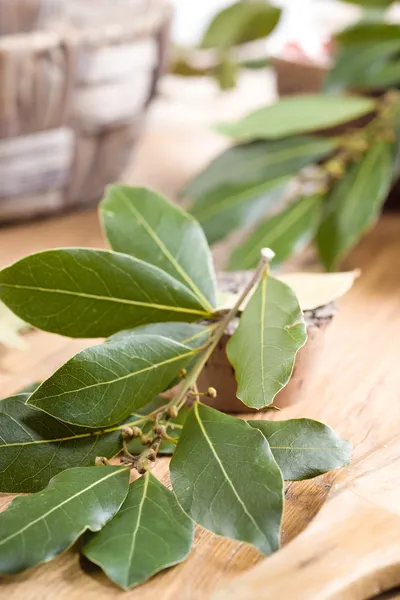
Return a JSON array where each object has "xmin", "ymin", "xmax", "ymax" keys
[{"xmin": 196, "ymin": 272, "xmax": 335, "ymax": 413}]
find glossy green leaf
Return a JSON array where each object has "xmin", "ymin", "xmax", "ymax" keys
[
  {"xmin": 249, "ymin": 419, "xmax": 352, "ymax": 480},
  {"xmin": 228, "ymin": 195, "xmax": 322, "ymax": 271},
  {"xmin": 200, "ymin": 1, "xmax": 281, "ymax": 50},
  {"xmin": 109, "ymin": 321, "xmax": 211, "ymax": 346},
  {"xmin": 0, "ymin": 393, "xmax": 128, "ymax": 493},
  {"xmin": 316, "ymin": 140, "xmax": 394, "ymax": 271},
  {"xmin": 184, "ymin": 136, "xmax": 338, "ymax": 200},
  {"xmin": 363, "ymin": 60, "xmax": 400, "ymax": 89},
  {"xmin": 83, "ymin": 472, "xmax": 194, "ymax": 589},
  {"xmin": 110, "ymin": 322, "xmax": 212, "ymax": 391},
  {"xmin": 335, "ymin": 22, "xmax": 400, "ymax": 46},
  {"xmin": 28, "ymin": 334, "xmax": 199, "ymax": 428},
  {"xmin": 170, "ymin": 403, "xmax": 283, "ymax": 555},
  {"xmin": 227, "ymin": 273, "xmax": 307, "ymax": 409},
  {"xmin": 215, "ymin": 95, "xmax": 376, "ymax": 141},
  {"xmin": 325, "ymin": 40, "xmax": 400, "ymax": 92},
  {"xmin": 340, "ymin": 0, "xmax": 394, "ymax": 8},
  {"xmin": 190, "ymin": 176, "xmax": 290, "ymax": 245},
  {"xmin": 101, "ymin": 186, "xmax": 216, "ymax": 311},
  {"xmin": 0, "ymin": 249, "xmax": 211, "ymax": 339},
  {"xmin": 0, "ymin": 466, "xmax": 129, "ymax": 575}
]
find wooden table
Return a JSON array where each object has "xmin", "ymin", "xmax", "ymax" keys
[{"xmin": 1, "ymin": 117, "xmax": 400, "ymax": 598}]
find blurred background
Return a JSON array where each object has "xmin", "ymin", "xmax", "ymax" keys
[{"xmin": 1, "ymin": 0, "xmax": 398, "ymax": 225}]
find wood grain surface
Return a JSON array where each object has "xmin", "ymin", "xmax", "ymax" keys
[
  {"xmin": 0, "ymin": 102, "xmax": 400, "ymax": 597},
  {"xmin": 1, "ymin": 209, "xmax": 399, "ymax": 599}
]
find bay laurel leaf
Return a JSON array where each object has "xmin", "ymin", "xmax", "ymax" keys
[
  {"xmin": 170, "ymin": 403, "xmax": 284, "ymax": 555},
  {"xmin": 0, "ymin": 393, "xmax": 127, "ymax": 493},
  {"xmin": 101, "ymin": 186, "xmax": 217, "ymax": 311},
  {"xmin": 335, "ymin": 22, "xmax": 400, "ymax": 46},
  {"xmin": 108, "ymin": 321, "xmax": 211, "ymax": 346},
  {"xmin": 216, "ymin": 270, "xmax": 359, "ymax": 313},
  {"xmin": 278, "ymin": 271, "xmax": 359, "ymax": 311},
  {"xmin": 28, "ymin": 334, "xmax": 200, "ymax": 428},
  {"xmin": 0, "ymin": 248, "xmax": 211, "ymax": 339},
  {"xmin": 249, "ymin": 418, "xmax": 352, "ymax": 480},
  {"xmin": 83, "ymin": 472, "xmax": 194, "ymax": 590},
  {"xmin": 190, "ymin": 177, "xmax": 290, "ymax": 245},
  {"xmin": 200, "ymin": 1, "xmax": 281, "ymax": 50},
  {"xmin": 215, "ymin": 95, "xmax": 376, "ymax": 141},
  {"xmin": 227, "ymin": 194, "xmax": 322, "ymax": 270},
  {"xmin": 325, "ymin": 39, "xmax": 400, "ymax": 92},
  {"xmin": 109, "ymin": 322, "xmax": 213, "ymax": 391},
  {"xmin": 0, "ymin": 466, "xmax": 129, "ymax": 575},
  {"xmin": 316, "ymin": 141, "xmax": 394, "ymax": 271},
  {"xmin": 227, "ymin": 273, "xmax": 307, "ymax": 409},
  {"xmin": 184, "ymin": 137, "xmax": 338, "ymax": 201}
]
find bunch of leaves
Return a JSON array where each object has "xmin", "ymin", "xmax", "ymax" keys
[
  {"xmin": 183, "ymin": 92, "xmax": 400, "ymax": 271},
  {"xmin": 172, "ymin": 0, "xmax": 281, "ymax": 90},
  {"xmin": 326, "ymin": 18, "xmax": 400, "ymax": 93},
  {"xmin": 0, "ymin": 186, "xmax": 351, "ymax": 590}
]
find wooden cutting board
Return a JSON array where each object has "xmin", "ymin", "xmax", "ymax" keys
[
  {"xmin": 214, "ymin": 438, "xmax": 400, "ymax": 600},
  {"xmin": 1, "ymin": 210, "xmax": 400, "ymax": 600}
]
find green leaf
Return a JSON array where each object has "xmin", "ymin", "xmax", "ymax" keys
[
  {"xmin": 101, "ymin": 186, "xmax": 216, "ymax": 311},
  {"xmin": 170, "ymin": 403, "xmax": 283, "ymax": 555},
  {"xmin": 228, "ymin": 195, "xmax": 322, "ymax": 271},
  {"xmin": 0, "ymin": 249, "xmax": 211, "ymax": 339},
  {"xmin": 110, "ymin": 322, "xmax": 212, "ymax": 392},
  {"xmin": 83, "ymin": 472, "xmax": 194, "ymax": 590},
  {"xmin": 215, "ymin": 95, "xmax": 376, "ymax": 141},
  {"xmin": 0, "ymin": 466, "xmax": 129, "ymax": 575},
  {"xmin": 190, "ymin": 177, "xmax": 289, "ymax": 245},
  {"xmin": 316, "ymin": 140, "xmax": 394, "ymax": 271},
  {"xmin": 249, "ymin": 419, "xmax": 352, "ymax": 480},
  {"xmin": 0, "ymin": 393, "xmax": 128, "ymax": 493},
  {"xmin": 325, "ymin": 40, "xmax": 400, "ymax": 92},
  {"xmin": 200, "ymin": 1, "xmax": 281, "ymax": 50},
  {"xmin": 335, "ymin": 22, "xmax": 400, "ymax": 46},
  {"xmin": 227, "ymin": 273, "xmax": 307, "ymax": 409},
  {"xmin": 362, "ymin": 60, "xmax": 400, "ymax": 89},
  {"xmin": 339, "ymin": 0, "xmax": 394, "ymax": 7},
  {"xmin": 184, "ymin": 137, "xmax": 338, "ymax": 201},
  {"xmin": 28, "ymin": 334, "xmax": 199, "ymax": 428},
  {"xmin": 128, "ymin": 403, "xmax": 190, "ymax": 456},
  {"xmin": 109, "ymin": 321, "xmax": 211, "ymax": 347}
]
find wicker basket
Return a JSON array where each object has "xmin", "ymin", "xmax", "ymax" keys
[{"xmin": 0, "ymin": 0, "xmax": 171, "ymax": 223}]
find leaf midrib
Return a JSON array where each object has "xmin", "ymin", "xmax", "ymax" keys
[
  {"xmin": 235, "ymin": 195, "xmax": 318, "ymax": 267},
  {"xmin": 114, "ymin": 189, "xmax": 214, "ymax": 312},
  {"xmin": 0, "ymin": 469, "xmax": 125, "ymax": 547},
  {"xmin": 0, "ymin": 283, "xmax": 209, "ymax": 318},
  {"xmin": 193, "ymin": 177, "xmax": 288, "ymax": 222},
  {"xmin": 28, "ymin": 348, "xmax": 198, "ymax": 402},
  {"xmin": 126, "ymin": 472, "xmax": 149, "ymax": 582},
  {"xmin": 193, "ymin": 403, "xmax": 268, "ymax": 543},
  {"xmin": 195, "ymin": 138, "xmax": 335, "ymax": 190},
  {"xmin": 260, "ymin": 274, "xmax": 268, "ymax": 405}
]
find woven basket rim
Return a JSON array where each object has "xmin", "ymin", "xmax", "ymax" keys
[{"xmin": 0, "ymin": 0, "xmax": 172, "ymax": 49}]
